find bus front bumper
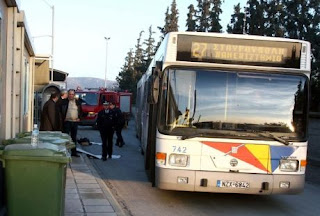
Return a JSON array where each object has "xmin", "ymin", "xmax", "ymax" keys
[{"xmin": 155, "ymin": 167, "xmax": 305, "ymax": 195}]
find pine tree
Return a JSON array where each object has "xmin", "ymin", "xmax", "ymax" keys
[
  {"xmin": 265, "ymin": 0, "xmax": 285, "ymax": 37},
  {"xmin": 158, "ymin": 0, "xmax": 179, "ymax": 39},
  {"xmin": 227, "ymin": 3, "xmax": 245, "ymax": 34},
  {"xmin": 158, "ymin": 7, "xmax": 170, "ymax": 40},
  {"xmin": 168, "ymin": 0, "xmax": 179, "ymax": 32},
  {"xmin": 209, "ymin": 0, "xmax": 223, "ymax": 32},
  {"xmin": 246, "ymin": 0, "xmax": 268, "ymax": 35},
  {"xmin": 196, "ymin": 0, "xmax": 211, "ymax": 32},
  {"xmin": 186, "ymin": 4, "xmax": 197, "ymax": 31},
  {"xmin": 133, "ymin": 30, "xmax": 145, "ymax": 82},
  {"xmin": 143, "ymin": 26, "xmax": 156, "ymax": 72},
  {"xmin": 116, "ymin": 49, "xmax": 135, "ymax": 92}
]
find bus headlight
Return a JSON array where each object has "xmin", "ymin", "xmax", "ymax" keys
[
  {"xmin": 169, "ymin": 154, "xmax": 189, "ymax": 167},
  {"xmin": 279, "ymin": 159, "xmax": 298, "ymax": 172}
]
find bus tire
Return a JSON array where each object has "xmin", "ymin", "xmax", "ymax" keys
[{"xmin": 145, "ymin": 144, "xmax": 155, "ymax": 187}]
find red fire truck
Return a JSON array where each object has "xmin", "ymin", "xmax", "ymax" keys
[{"xmin": 75, "ymin": 87, "xmax": 132, "ymax": 128}]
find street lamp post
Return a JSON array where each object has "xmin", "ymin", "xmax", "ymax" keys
[
  {"xmin": 104, "ymin": 37, "xmax": 111, "ymax": 89},
  {"xmin": 42, "ymin": 0, "xmax": 55, "ymax": 81}
]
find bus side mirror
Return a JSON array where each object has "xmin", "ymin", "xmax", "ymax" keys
[{"xmin": 148, "ymin": 67, "xmax": 160, "ymax": 104}]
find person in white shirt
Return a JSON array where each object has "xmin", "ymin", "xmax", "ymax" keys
[{"xmin": 60, "ymin": 89, "xmax": 82, "ymax": 157}]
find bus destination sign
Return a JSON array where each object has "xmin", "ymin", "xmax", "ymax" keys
[{"xmin": 177, "ymin": 35, "xmax": 302, "ymax": 68}]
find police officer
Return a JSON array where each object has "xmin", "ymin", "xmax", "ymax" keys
[
  {"xmin": 112, "ymin": 103, "xmax": 126, "ymax": 147},
  {"xmin": 97, "ymin": 102, "xmax": 117, "ymax": 161}
]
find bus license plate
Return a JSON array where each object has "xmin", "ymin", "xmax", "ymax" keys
[{"xmin": 217, "ymin": 180, "xmax": 249, "ymax": 189}]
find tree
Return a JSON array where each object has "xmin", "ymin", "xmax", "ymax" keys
[
  {"xmin": 227, "ymin": 3, "xmax": 245, "ymax": 34},
  {"xmin": 133, "ymin": 30, "xmax": 145, "ymax": 82},
  {"xmin": 169, "ymin": 0, "xmax": 179, "ymax": 32},
  {"xmin": 143, "ymin": 26, "xmax": 156, "ymax": 72},
  {"xmin": 116, "ymin": 49, "xmax": 135, "ymax": 92},
  {"xmin": 209, "ymin": 0, "xmax": 223, "ymax": 32},
  {"xmin": 196, "ymin": 0, "xmax": 211, "ymax": 32},
  {"xmin": 265, "ymin": 0, "xmax": 285, "ymax": 37},
  {"xmin": 158, "ymin": 7, "xmax": 171, "ymax": 40},
  {"xmin": 245, "ymin": 0, "xmax": 268, "ymax": 35},
  {"xmin": 186, "ymin": 4, "xmax": 197, "ymax": 31},
  {"xmin": 158, "ymin": 0, "xmax": 179, "ymax": 39}
]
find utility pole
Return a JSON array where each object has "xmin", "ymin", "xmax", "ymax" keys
[{"xmin": 104, "ymin": 37, "xmax": 111, "ymax": 89}]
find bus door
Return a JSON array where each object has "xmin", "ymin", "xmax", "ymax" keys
[{"xmin": 200, "ymin": 141, "xmax": 271, "ymax": 174}]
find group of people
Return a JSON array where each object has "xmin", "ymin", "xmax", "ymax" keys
[
  {"xmin": 97, "ymin": 101, "xmax": 125, "ymax": 161},
  {"xmin": 40, "ymin": 89, "xmax": 125, "ymax": 160}
]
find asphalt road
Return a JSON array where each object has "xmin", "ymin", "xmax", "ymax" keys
[{"xmin": 76, "ymin": 117, "xmax": 320, "ymax": 216}]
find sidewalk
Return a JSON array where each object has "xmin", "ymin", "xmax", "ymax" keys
[{"xmin": 64, "ymin": 154, "xmax": 125, "ymax": 216}]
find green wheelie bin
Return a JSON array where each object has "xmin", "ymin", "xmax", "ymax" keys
[{"xmin": 1, "ymin": 143, "xmax": 70, "ymax": 216}]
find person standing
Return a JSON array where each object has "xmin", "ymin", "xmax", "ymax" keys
[
  {"xmin": 40, "ymin": 92, "xmax": 60, "ymax": 131},
  {"xmin": 56, "ymin": 89, "xmax": 68, "ymax": 131},
  {"xmin": 60, "ymin": 89, "xmax": 82, "ymax": 157},
  {"xmin": 97, "ymin": 102, "xmax": 117, "ymax": 161},
  {"xmin": 112, "ymin": 103, "xmax": 126, "ymax": 147}
]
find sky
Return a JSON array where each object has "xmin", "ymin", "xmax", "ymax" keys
[{"xmin": 20, "ymin": 0, "xmax": 247, "ymax": 81}]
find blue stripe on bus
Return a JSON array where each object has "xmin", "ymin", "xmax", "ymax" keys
[{"xmin": 270, "ymin": 146, "xmax": 295, "ymax": 172}]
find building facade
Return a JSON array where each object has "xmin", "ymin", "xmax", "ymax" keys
[{"xmin": 0, "ymin": 0, "xmax": 35, "ymax": 141}]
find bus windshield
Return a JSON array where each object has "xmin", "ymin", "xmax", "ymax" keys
[
  {"xmin": 159, "ymin": 68, "xmax": 308, "ymax": 141},
  {"xmin": 76, "ymin": 92, "xmax": 99, "ymax": 106}
]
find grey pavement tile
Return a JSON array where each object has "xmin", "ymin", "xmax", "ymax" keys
[
  {"xmin": 74, "ymin": 172, "xmax": 94, "ymax": 177},
  {"xmin": 66, "ymin": 188, "xmax": 78, "ymax": 194},
  {"xmin": 77, "ymin": 183, "xmax": 100, "ymax": 189},
  {"xmin": 73, "ymin": 170, "xmax": 92, "ymax": 174},
  {"xmin": 86, "ymin": 213, "xmax": 117, "ymax": 216},
  {"xmin": 66, "ymin": 183, "xmax": 77, "ymax": 189},
  {"xmin": 74, "ymin": 173, "xmax": 96, "ymax": 180},
  {"xmin": 65, "ymin": 193, "xmax": 80, "ymax": 199},
  {"xmin": 64, "ymin": 214, "xmax": 85, "ymax": 216},
  {"xmin": 66, "ymin": 179, "xmax": 76, "ymax": 184},
  {"xmin": 83, "ymin": 199, "xmax": 110, "ymax": 206},
  {"xmin": 67, "ymin": 173, "xmax": 74, "ymax": 178},
  {"xmin": 70, "ymin": 163, "xmax": 88, "ymax": 168},
  {"xmin": 84, "ymin": 205, "xmax": 115, "ymax": 213},
  {"xmin": 72, "ymin": 167, "xmax": 91, "ymax": 172},
  {"xmin": 64, "ymin": 199, "xmax": 84, "ymax": 213},
  {"xmin": 76, "ymin": 179, "xmax": 98, "ymax": 184},
  {"xmin": 80, "ymin": 193, "xmax": 105, "ymax": 199},
  {"xmin": 66, "ymin": 169, "xmax": 72, "ymax": 176},
  {"xmin": 79, "ymin": 188, "xmax": 103, "ymax": 193}
]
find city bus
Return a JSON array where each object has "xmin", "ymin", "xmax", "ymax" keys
[{"xmin": 136, "ymin": 32, "xmax": 311, "ymax": 195}]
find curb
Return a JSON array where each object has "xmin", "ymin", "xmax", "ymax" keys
[{"xmin": 82, "ymin": 154, "xmax": 127, "ymax": 216}]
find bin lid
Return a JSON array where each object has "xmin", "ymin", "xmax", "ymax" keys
[{"xmin": 3, "ymin": 143, "xmax": 70, "ymax": 163}]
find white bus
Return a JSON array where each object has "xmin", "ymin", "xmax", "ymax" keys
[{"xmin": 136, "ymin": 32, "xmax": 310, "ymax": 195}]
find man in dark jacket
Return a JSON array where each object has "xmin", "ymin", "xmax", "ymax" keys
[
  {"xmin": 60, "ymin": 89, "xmax": 82, "ymax": 157},
  {"xmin": 97, "ymin": 102, "xmax": 117, "ymax": 161},
  {"xmin": 56, "ymin": 89, "xmax": 68, "ymax": 131},
  {"xmin": 40, "ymin": 92, "xmax": 60, "ymax": 131},
  {"xmin": 112, "ymin": 103, "xmax": 125, "ymax": 147}
]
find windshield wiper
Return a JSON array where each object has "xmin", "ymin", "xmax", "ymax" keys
[
  {"xmin": 181, "ymin": 133, "xmax": 212, "ymax": 140},
  {"xmin": 256, "ymin": 132, "xmax": 290, "ymax": 146}
]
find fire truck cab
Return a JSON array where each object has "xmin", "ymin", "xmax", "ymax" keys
[{"xmin": 75, "ymin": 87, "xmax": 132, "ymax": 128}]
